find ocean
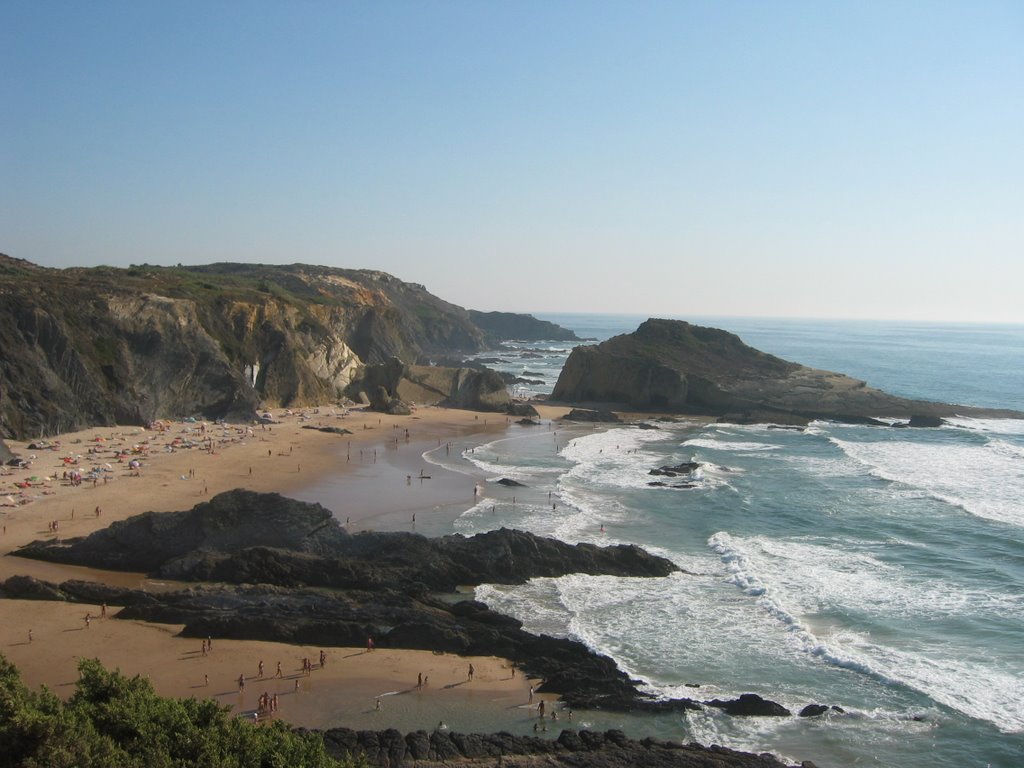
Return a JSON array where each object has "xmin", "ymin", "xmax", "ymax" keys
[{"xmin": 439, "ymin": 315, "xmax": 1024, "ymax": 768}]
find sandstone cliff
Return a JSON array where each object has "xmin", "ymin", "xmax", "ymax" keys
[
  {"xmin": 551, "ymin": 318, "xmax": 1022, "ymax": 423},
  {"xmin": 0, "ymin": 255, "xmax": 571, "ymax": 439}
]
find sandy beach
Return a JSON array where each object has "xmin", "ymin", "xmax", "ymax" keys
[{"xmin": 0, "ymin": 403, "xmax": 572, "ymax": 733}]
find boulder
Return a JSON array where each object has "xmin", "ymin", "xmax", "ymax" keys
[
  {"xmin": 706, "ymin": 693, "xmax": 791, "ymax": 717},
  {"xmin": 908, "ymin": 414, "xmax": 944, "ymax": 428},
  {"xmin": 649, "ymin": 462, "xmax": 700, "ymax": 477},
  {"xmin": 563, "ymin": 409, "xmax": 621, "ymax": 423}
]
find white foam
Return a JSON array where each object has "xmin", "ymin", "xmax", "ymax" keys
[
  {"xmin": 683, "ymin": 438, "xmax": 783, "ymax": 452},
  {"xmin": 829, "ymin": 435, "xmax": 1024, "ymax": 528},
  {"xmin": 708, "ymin": 531, "xmax": 1024, "ymax": 733},
  {"xmin": 945, "ymin": 416, "xmax": 1024, "ymax": 436}
]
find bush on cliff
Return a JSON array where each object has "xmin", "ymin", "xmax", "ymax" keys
[{"xmin": 0, "ymin": 654, "xmax": 367, "ymax": 768}]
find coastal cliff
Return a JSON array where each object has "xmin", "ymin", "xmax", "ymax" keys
[
  {"xmin": 552, "ymin": 318, "xmax": 1022, "ymax": 423},
  {"xmin": 0, "ymin": 255, "xmax": 569, "ymax": 440}
]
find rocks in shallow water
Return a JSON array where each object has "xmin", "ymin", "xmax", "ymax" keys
[
  {"xmin": 706, "ymin": 693, "xmax": 792, "ymax": 717},
  {"xmin": 496, "ymin": 478, "xmax": 526, "ymax": 487},
  {"xmin": 799, "ymin": 704, "xmax": 845, "ymax": 717},
  {"xmin": 908, "ymin": 414, "xmax": 944, "ymax": 428},
  {"xmin": 798, "ymin": 704, "xmax": 829, "ymax": 717},
  {"xmin": 649, "ymin": 461, "xmax": 700, "ymax": 477}
]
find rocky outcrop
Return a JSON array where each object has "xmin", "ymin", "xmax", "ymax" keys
[
  {"xmin": 562, "ymin": 409, "xmax": 621, "ymax": 423},
  {"xmin": 467, "ymin": 310, "xmax": 581, "ymax": 345},
  {"xmin": 318, "ymin": 726, "xmax": 794, "ymax": 767},
  {"xmin": 6, "ymin": 490, "xmax": 695, "ymax": 713},
  {"xmin": 15, "ymin": 490, "xmax": 352, "ymax": 573},
  {"xmin": 706, "ymin": 694, "xmax": 791, "ymax": 717},
  {"xmin": 552, "ymin": 319, "xmax": 1023, "ymax": 424},
  {"xmin": 16, "ymin": 490, "xmax": 677, "ymax": 590},
  {"xmin": 0, "ymin": 256, "xmax": 574, "ymax": 440},
  {"xmin": 347, "ymin": 358, "xmax": 513, "ymax": 413}
]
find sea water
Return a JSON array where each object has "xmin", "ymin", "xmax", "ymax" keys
[{"xmin": 446, "ymin": 315, "xmax": 1024, "ymax": 768}]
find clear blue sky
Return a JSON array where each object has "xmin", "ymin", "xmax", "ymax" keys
[{"xmin": 2, "ymin": 1, "xmax": 1021, "ymax": 321}]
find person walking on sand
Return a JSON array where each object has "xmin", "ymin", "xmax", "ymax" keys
[
  {"xmin": 320, "ymin": 649, "xmax": 326, "ymax": 668},
  {"xmin": 238, "ymin": 674, "xmax": 245, "ymax": 692},
  {"xmin": 468, "ymin": 663, "xmax": 474, "ymax": 681},
  {"xmin": 258, "ymin": 660, "xmax": 264, "ymax": 678},
  {"xmin": 276, "ymin": 661, "xmax": 282, "ymax": 678},
  {"xmin": 528, "ymin": 686, "xmax": 533, "ymax": 703},
  {"xmin": 417, "ymin": 672, "xmax": 422, "ymax": 689}
]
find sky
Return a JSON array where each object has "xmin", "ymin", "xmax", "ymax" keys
[{"xmin": 2, "ymin": 1, "xmax": 1022, "ymax": 322}]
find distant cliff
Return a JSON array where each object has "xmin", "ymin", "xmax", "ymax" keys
[
  {"xmin": 0, "ymin": 255, "xmax": 570, "ymax": 439},
  {"xmin": 551, "ymin": 318, "xmax": 1022, "ymax": 423},
  {"xmin": 468, "ymin": 310, "xmax": 580, "ymax": 344}
]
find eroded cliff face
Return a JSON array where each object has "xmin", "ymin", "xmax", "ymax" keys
[
  {"xmin": 0, "ymin": 257, "xmax": 488, "ymax": 438},
  {"xmin": 552, "ymin": 318, "xmax": 1022, "ymax": 422}
]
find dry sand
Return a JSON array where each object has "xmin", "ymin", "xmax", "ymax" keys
[{"xmin": 0, "ymin": 403, "xmax": 572, "ymax": 732}]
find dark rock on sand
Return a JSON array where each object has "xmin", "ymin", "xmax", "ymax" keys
[
  {"xmin": 706, "ymin": 694, "xmax": 791, "ymax": 717},
  {"xmin": 563, "ymin": 409, "xmax": 621, "ymax": 423},
  {"xmin": 18, "ymin": 495, "xmax": 677, "ymax": 593},
  {"xmin": 301, "ymin": 425, "xmax": 353, "ymax": 435}
]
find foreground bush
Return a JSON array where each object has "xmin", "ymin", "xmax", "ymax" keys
[{"xmin": 0, "ymin": 655, "xmax": 366, "ymax": 768}]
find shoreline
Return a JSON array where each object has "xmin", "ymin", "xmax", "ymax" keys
[{"xmin": 0, "ymin": 404, "xmax": 575, "ymax": 733}]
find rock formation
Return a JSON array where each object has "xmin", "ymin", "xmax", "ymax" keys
[
  {"xmin": 0, "ymin": 255, "xmax": 576, "ymax": 440},
  {"xmin": 552, "ymin": 318, "xmax": 1023, "ymax": 424},
  {"xmin": 318, "ymin": 726, "xmax": 796, "ymax": 767},
  {"xmin": 467, "ymin": 310, "xmax": 581, "ymax": 345},
  {"xmin": 346, "ymin": 358, "xmax": 515, "ymax": 413}
]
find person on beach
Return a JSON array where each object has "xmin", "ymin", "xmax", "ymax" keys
[
  {"xmin": 417, "ymin": 672, "xmax": 422, "ymax": 689},
  {"xmin": 238, "ymin": 674, "xmax": 245, "ymax": 692},
  {"xmin": 468, "ymin": 663, "xmax": 474, "ymax": 681},
  {"xmin": 367, "ymin": 636, "xmax": 374, "ymax": 652},
  {"xmin": 276, "ymin": 661, "xmax": 282, "ymax": 677},
  {"xmin": 319, "ymin": 649, "xmax": 326, "ymax": 668},
  {"xmin": 258, "ymin": 660, "xmax": 264, "ymax": 678},
  {"xmin": 528, "ymin": 686, "xmax": 533, "ymax": 703}
]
